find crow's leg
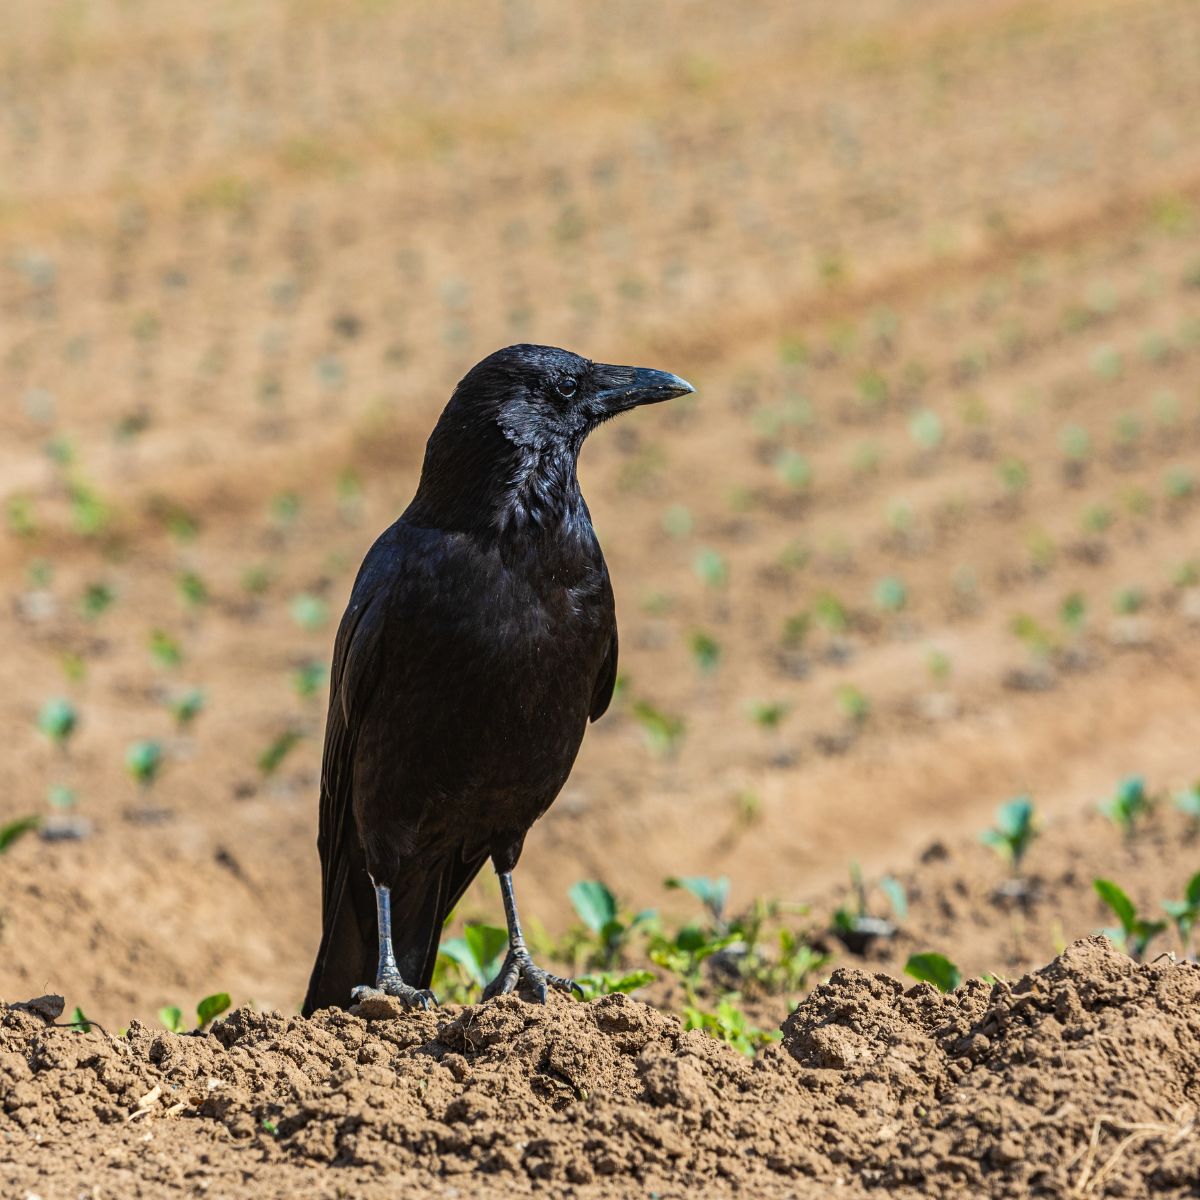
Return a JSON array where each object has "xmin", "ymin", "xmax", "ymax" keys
[
  {"xmin": 349, "ymin": 878, "xmax": 437, "ymax": 1009},
  {"xmin": 483, "ymin": 870, "xmax": 582, "ymax": 1003}
]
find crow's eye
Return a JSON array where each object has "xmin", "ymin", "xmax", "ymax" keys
[{"xmin": 556, "ymin": 377, "xmax": 578, "ymax": 399}]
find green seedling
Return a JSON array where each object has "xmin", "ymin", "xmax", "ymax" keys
[
  {"xmin": 980, "ymin": 796, "xmax": 1038, "ymax": 873},
  {"xmin": 149, "ymin": 630, "xmax": 183, "ymax": 670},
  {"xmin": 1113, "ymin": 587, "xmax": 1146, "ymax": 616},
  {"xmin": 167, "ymin": 688, "xmax": 206, "ymax": 731},
  {"xmin": 1060, "ymin": 593, "xmax": 1087, "ymax": 636},
  {"xmin": 1010, "ymin": 613, "xmax": 1055, "ymax": 660},
  {"xmin": 836, "ymin": 684, "xmax": 870, "ymax": 726},
  {"xmin": 6, "ymin": 495, "xmax": 37, "ymax": 538},
  {"xmin": 1059, "ymin": 425, "xmax": 1091, "ymax": 462},
  {"xmin": 159, "ymin": 992, "xmax": 232, "ymax": 1033},
  {"xmin": 904, "ymin": 952, "xmax": 961, "ymax": 992},
  {"xmin": 746, "ymin": 700, "xmax": 789, "ymax": 731},
  {"xmin": 781, "ymin": 612, "xmax": 810, "ymax": 650},
  {"xmin": 813, "ymin": 592, "xmax": 848, "ymax": 634},
  {"xmin": 777, "ymin": 541, "xmax": 811, "ymax": 572},
  {"xmin": 68, "ymin": 481, "xmax": 111, "ymax": 537},
  {"xmin": 666, "ymin": 875, "xmax": 730, "ymax": 924},
  {"xmin": 38, "ymin": 698, "xmax": 78, "ymax": 751},
  {"xmin": 774, "ymin": 449, "xmax": 812, "ymax": 491},
  {"xmin": 271, "ymin": 492, "xmax": 301, "ymax": 528},
  {"xmin": 997, "ymin": 458, "xmax": 1030, "ymax": 495},
  {"xmin": 648, "ymin": 925, "xmax": 739, "ymax": 988},
  {"xmin": 0, "ymin": 815, "xmax": 41, "ymax": 854},
  {"xmin": 58, "ymin": 653, "xmax": 86, "ymax": 683},
  {"xmin": 69, "ymin": 1006, "xmax": 93, "ymax": 1033},
  {"xmin": 438, "ymin": 923, "xmax": 508, "ymax": 989},
  {"xmin": 908, "ymin": 408, "xmax": 943, "ymax": 452},
  {"xmin": 1099, "ymin": 776, "xmax": 1152, "ymax": 840},
  {"xmin": 290, "ymin": 593, "xmax": 330, "ymax": 630},
  {"xmin": 832, "ymin": 863, "xmax": 906, "ymax": 953},
  {"xmin": 1165, "ymin": 468, "xmax": 1195, "ymax": 501},
  {"xmin": 177, "ymin": 571, "xmax": 209, "ymax": 610},
  {"xmin": 683, "ymin": 998, "xmax": 779, "ymax": 1057},
  {"xmin": 293, "ymin": 661, "xmax": 329, "ymax": 699},
  {"xmin": 1175, "ymin": 783, "xmax": 1200, "ymax": 825},
  {"xmin": 662, "ymin": 504, "xmax": 693, "ymax": 539},
  {"xmin": 1162, "ymin": 872, "xmax": 1200, "ymax": 958},
  {"xmin": 565, "ymin": 880, "xmax": 655, "ymax": 970},
  {"xmin": 573, "ymin": 970, "xmax": 655, "ymax": 1000},
  {"xmin": 80, "ymin": 582, "xmax": 115, "ymax": 620},
  {"xmin": 688, "ymin": 632, "xmax": 721, "ymax": 675},
  {"xmin": 258, "ymin": 729, "xmax": 304, "ymax": 776},
  {"xmin": 48, "ymin": 785, "xmax": 76, "ymax": 811},
  {"xmin": 1094, "ymin": 879, "xmax": 1165, "ymax": 960},
  {"xmin": 926, "ymin": 648, "xmax": 952, "ymax": 683},
  {"xmin": 126, "ymin": 740, "xmax": 164, "ymax": 787},
  {"xmin": 630, "ymin": 700, "xmax": 685, "ymax": 758},
  {"xmin": 692, "ymin": 547, "xmax": 728, "ymax": 589},
  {"xmin": 873, "ymin": 576, "xmax": 907, "ymax": 613}
]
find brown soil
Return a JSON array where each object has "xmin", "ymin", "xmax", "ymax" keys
[{"xmin": 3, "ymin": 937, "xmax": 1197, "ymax": 1198}]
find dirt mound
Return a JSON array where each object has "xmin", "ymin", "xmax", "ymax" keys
[
  {"xmin": 782, "ymin": 937, "xmax": 1200, "ymax": 1196},
  {"xmin": 3, "ymin": 938, "xmax": 1198, "ymax": 1197}
]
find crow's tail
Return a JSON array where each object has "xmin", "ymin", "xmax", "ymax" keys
[{"xmin": 302, "ymin": 830, "xmax": 488, "ymax": 1015}]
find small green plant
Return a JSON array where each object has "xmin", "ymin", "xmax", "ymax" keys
[
  {"xmin": 0, "ymin": 815, "xmax": 41, "ymax": 854},
  {"xmin": 290, "ymin": 593, "xmax": 330, "ymax": 630},
  {"xmin": 908, "ymin": 408, "xmax": 944, "ymax": 452},
  {"xmin": 835, "ymin": 684, "xmax": 870, "ymax": 725},
  {"xmin": 666, "ymin": 875, "xmax": 730, "ymax": 923},
  {"xmin": 1175, "ymin": 782, "xmax": 1200, "ymax": 825},
  {"xmin": 1093, "ymin": 879, "xmax": 1165, "ymax": 960},
  {"xmin": 565, "ymin": 880, "xmax": 655, "ymax": 970},
  {"xmin": 980, "ymin": 796, "xmax": 1038, "ymax": 873},
  {"xmin": 774, "ymin": 449, "xmax": 812, "ymax": 491},
  {"xmin": 904, "ymin": 952, "xmax": 961, "ymax": 992},
  {"xmin": 437, "ymin": 923, "xmax": 508, "ymax": 990},
  {"xmin": 781, "ymin": 612, "xmax": 810, "ymax": 650},
  {"xmin": 126, "ymin": 740, "xmax": 164, "ymax": 788},
  {"xmin": 832, "ymin": 864, "xmax": 906, "ymax": 952},
  {"xmin": 167, "ymin": 688, "xmax": 206, "ymax": 731},
  {"xmin": 177, "ymin": 571, "xmax": 209, "ymax": 611},
  {"xmin": 80, "ymin": 582, "xmax": 115, "ymax": 620},
  {"xmin": 574, "ymin": 970, "xmax": 656, "ymax": 1000},
  {"xmin": 813, "ymin": 592, "xmax": 848, "ymax": 634},
  {"xmin": 873, "ymin": 576, "xmax": 908, "ymax": 613},
  {"xmin": 692, "ymin": 547, "xmax": 728, "ymax": 589},
  {"xmin": 159, "ymin": 992, "xmax": 232, "ymax": 1033},
  {"xmin": 1099, "ymin": 776, "xmax": 1152, "ymax": 840},
  {"xmin": 662, "ymin": 504, "xmax": 693, "ymax": 539},
  {"xmin": 258, "ymin": 729, "xmax": 304, "ymax": 776},
  {"xmin": 148, "ymin": 630, "xmax": 183, "ymax": 670},
  {"xmin": 746, "ymin": 700, "xmax": 789, "ymax": 731},
  {"xmin": 683, "ymin": 998, "xmax": 779, "ymax": 1057},
  {"xmin": 38, "ymin": 698, "xmax": 78, "ymax": 751},
  {"xmin": 1060, "ymin": 593, "xmax": 1087, "ymax": 636},
  {"xmin": 293, "ymin": 661, "xmax": 329, "ymax": 698},
  {"xmin": 630, "ymin": 700, "xmax": 685, "ymax": 758},
  {"xmin": 688, "ymin": 632, "xmax": 721, "ymax": 675},
  {"xmin": 1163, "ymin": 872, "xmax": 1200, "ymax": 958}
]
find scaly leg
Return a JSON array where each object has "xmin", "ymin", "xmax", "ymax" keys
[
  {"xmin": 350, "ymin": 878, "xmax": 437, "ymax": 1009},
  {"xmin": 483, "ymin": 870, "xmax": 581, "ymax": 1002}
]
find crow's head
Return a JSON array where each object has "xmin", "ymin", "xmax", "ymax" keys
[
  {"xmin": 410, "ymin": 345, "xmax": 694, "ymax": 532},
  {"xmin": 450, "ymin": 343, "xmax": 694, "ymax": 450}
]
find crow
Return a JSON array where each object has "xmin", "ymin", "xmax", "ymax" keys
[{"xmin": 302, "ymin": 344, "xmax": 694, "ymax": 1013}]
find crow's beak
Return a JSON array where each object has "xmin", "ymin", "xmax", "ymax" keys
[{"xmin": 592, "ymin": 365, "xmax": 695, "ymax": 415}]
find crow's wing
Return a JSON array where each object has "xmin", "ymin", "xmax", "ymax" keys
[
  {"xmin": 589, "ymin": 621, "xmax": 619, "ymax": 722},
  {"xmin": 302, "ymin": 554, "xmax": 389, "ymax": 1014}
]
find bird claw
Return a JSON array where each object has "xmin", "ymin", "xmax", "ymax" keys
[
  {"xmin": 482, "ymin": 949, "xmax": 582, "ymax": 1003},
  {"xmin": 351, "ymin": 976, "xmax": 438, "ymax": 1010}
]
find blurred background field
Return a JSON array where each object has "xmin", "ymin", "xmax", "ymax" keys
[{"xmin": 2, "ymin": 0, "xmax": 1200, "ymax": 1026}]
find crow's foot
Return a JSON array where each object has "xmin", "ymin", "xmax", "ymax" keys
[
  {"xmin": 483, "ymin": 948, "xmax": 581, "ymax": 1003},
  {"xmin": 351, "ymin": 972, "xmax": 437, "ymax": 1010}
]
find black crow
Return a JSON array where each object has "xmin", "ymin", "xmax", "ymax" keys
[{"xmin": 302, "ymin": 344, "xmax": 694, "ymax": 1013}]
